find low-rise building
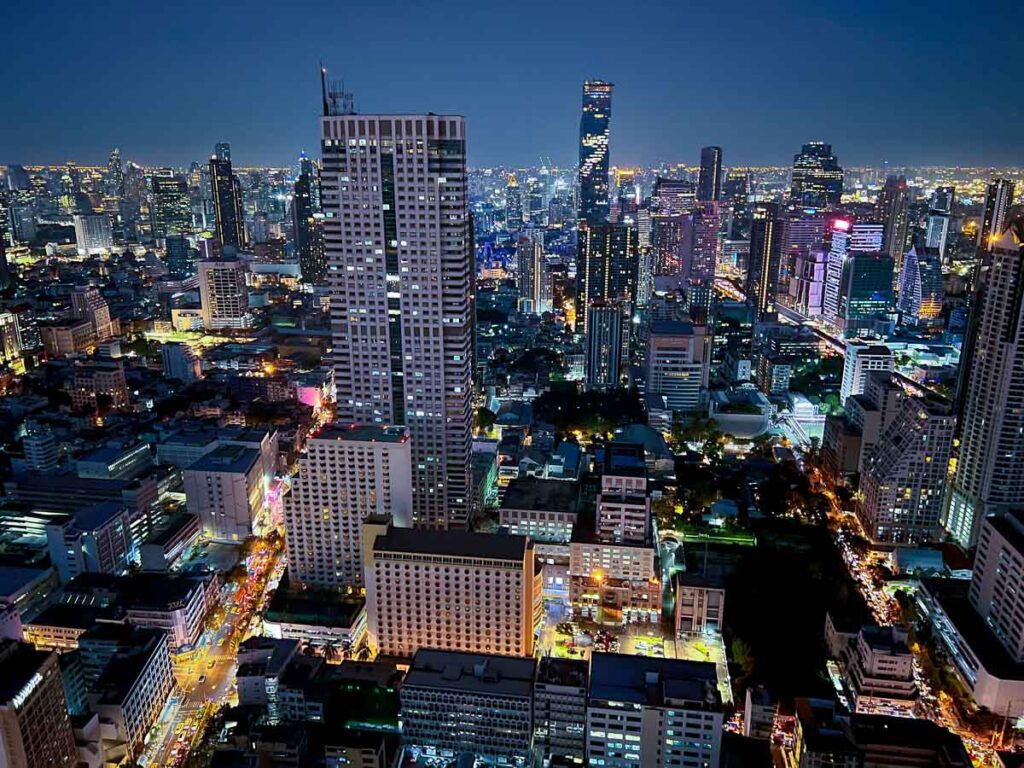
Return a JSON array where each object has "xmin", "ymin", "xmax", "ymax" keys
[
  {"xmin": 499, "ymin": 478, "xmax": 581, "ymax": 544},
  {"xmin": 675, "ymin": 568, "xmax": 726, "ymax": 636}
]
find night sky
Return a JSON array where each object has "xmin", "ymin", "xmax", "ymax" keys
[{"xmin": 3, "ymin": 0, "xmax": 1022, "ymax": 168}]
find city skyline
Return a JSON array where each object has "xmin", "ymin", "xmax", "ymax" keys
[{"xmin": 3, "ymin": 0, "xmax": 1023, "ymax": 168}]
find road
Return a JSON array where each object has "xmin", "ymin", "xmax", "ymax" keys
[{"xmin": 139, "ymin": 536, "xmax": 285, "ymax": 768}]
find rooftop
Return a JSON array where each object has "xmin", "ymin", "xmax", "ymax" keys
[
  {"xmin": 535, "ymin": 656, "xmax": 589, "ymax": 689},
  {"xmin": 373, "ymin": 527, "xmax": 530, "ymax": 562},
  {"xmin": 312, "ymin": 423, "xmax": 409, "ymax": 444},
  {"xmin": 186, "ymin": 444, "xmax": 260, "ymax": 475},
  {"xmin": 0, "ymin": 639, "xmax": 53, "ymax": 704},
  {"xmin": 501, "ymin": 478, "xmax": 580, "ymax": 514},
  {"xmin": 589, "ymin": 653, "xmax": 721, "ymax": 709},
  {"xmin": 404, "ymin": 649, "xmax": 536, "ymax": 698}
]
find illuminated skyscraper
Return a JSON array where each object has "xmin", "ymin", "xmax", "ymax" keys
[
  {"xmin": 292, "ymin": 170, "xmax": 326, "ymax": 283},
  {"xmin": 505, "ymin": 172, "xmax": 523, "ymax": 232},
  {"xmin": 209, "ymin": 155, "xmax": 244, "ymax": 250},
  {"xmin": 106, "ymin": 147, "xmax": 125, "ymax": 199},
  {"xmin": 578, "ymin": 80, "xmax": 613, "ymax": 225},
  {"xmin": 150, "ymin": 170, "xmax": 191, "ymax": 238},
  {"xmin": 790, "ymin": 141, "xmax": 844, "ymax": 209},
  {"xmin": 896, "ymin": 246, "xmax": 942, "ymax": 325},
  {"xmin": 823, "ymin": 219, "xmax": 884, "ymax": 326},
  {"xmin": 322, "ymin": 111, "xmax": 473, "ymax": 529},
  {"xmin": 697, "ymin": 146, "xmax": 722, "ymax": 202},
  {"xmin": 978, "ymin": 178, "xmax": 1015, "ymax": 250},
  {"xmin": 946, "ymin": 216, "xmax": 1024, "ymax": 548},
  {"xmin": 745, "ymin": 203, "xmax": 782, "ymax": 322},
  {"xmin": 875, "ymin": 175, "xmax": 909, "ymax": 280},
  {"xmin": 214, "ymin": 142, "xmax": 231, "ymax": 163},
  {"xmin": 585, "ymin": 300, "xmax": 625, "ymax": 388},
  {"xmin": 575, "ymin": 221, "xmax": 639, "ymax": 333}
]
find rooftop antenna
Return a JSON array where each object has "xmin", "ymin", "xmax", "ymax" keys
[
  {"xmin": 320, "ymin": 61, "xmax": 329, "ymax": 116},
  {"xmin": 320, "ymin": 61, "xmax": 355, "ymax": 116}
]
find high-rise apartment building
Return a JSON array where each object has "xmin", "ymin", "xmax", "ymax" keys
[
  {"xmin": 505, "ymin": 172, "xmax": 523, "ymax": 231},
  {"xmin": 209, "ymin": 156, "xmax": 244, "ymax": 250},
  {"xmin": 0, "ymin": 640, "xmax": 78, "ymax": 768},
  {"xmin": 517, "ymin": 228, "xmax": 544, "ymax": 313},
  {"xmin": 292, "ymin": 168, "xmax": 327, "ymax": 283},
  {"xmin": 840, "ymin": 342, "xmax": 894, "ymax": 405},
  {"xmin": 745, "ymin": 203, "xmax": 782, "ymax": 322},
  {"xmin": 790, "ymin": 141, "xmax": 844, "ymax": 209},
  {"xmin": 946, "ymin": 218, "xmax": 1024, "ymax": 548},
  {"xmin": 858, "ymin": 395, "xmax": 955, "ymax": 544},
  {"xmin": 970, "ymin": 510, "xmax": 1024, "ymax": 663},
  {"xmin": 645, "ymin": 319, "xmax": 709, "ymax": 413},
  {"xmin": 321, "ymin": 112, "xmax": 473, "ymax": 529},
  {"xmin": 584, "ymin": 300, "xmax": 625, "ymax": 389},
  {"xmin": 697, "ymin": 146, "xmax": 722, "ymax": 202},
  {"xmin": 198, "ymin": 258, "xmax": 251, "ymax": 329},
  {"xmin": 284, "ymin": 424, "xmax": 411, "ymax": 591},
  {"xmin": 978, "ymin": 178, "xmax": 1015, "ymax": 250},
  {"xmin": 73, "ymin": 213, "xmax": 113, "ymax": 255},
  {"xmin": 575, "ymin": 221, "xmax": 638, "ymax": 332},
  {"xmin": 578, "ymin": 80, "xmax": 613, "ymax": 225},
  {"xmin": 364, "ymin": 526, "xmax": 538, "ymax": 658}
]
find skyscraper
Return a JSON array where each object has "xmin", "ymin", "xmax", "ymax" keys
[
  {"xmin": 697, "ymin": 146, "xmax": 722, "ymax": 202},
  {"xmin": 745, "ymin": 203, "xmax": 782, "ymax": 322},
  {"xmin": 896, "ymin": 246, "xmax": 943, "ymax": 325},
  {"xmin": 823, "ymin": 219, "xmax": 884, "ymax": 326},
  {"xmin": 578, "ymin": 80, "xmax": 613, "ymax": 225},
  {"xmin": 876, "ymin": 175, "xmax": 909, "ymax": 279},
  {"xmin": 150, "ymin": 170, "xmax": 191, "ymax": 238},
  {"xmin": 505, "ymin": 172, "xmax": 523, "ymax": 232},
  {"xmin": 322, "ymin": 112, "xmax": 473, "ymax": 530},
  {"xmin": 209, "ymin": 155, "xmax": 244, "ymax": 250},
  {"xmin": 292, "ymin": 169, "xmax": 326, "ymax": 283},
  {"xmin": 106, "ymin": 147, "xmax": 125, "ymax": 199},
  {"xmin": 517, "ymin": 228, "xmax": 543, "ymax": 313},
  {"xmin": 585, "ymin": 300, "xmax": 625, "ymax": 388},
  {"xmin": 73, "ymin": 214, "xmax": 113, "ymax": 255},
  {"xmin": 978, "ymin": 178, "xmax": 1015, "ymax": 250},
  {"xmin": 790, "ymin": 141, "xmax": 844, "ymax": 209},
  {"xmin": 198, "ymin": 258, "xmax": 250, "ymax": 330},
  {"xmin": 945, "ymin": 215, "xmax": 1024, "ymax": 548},
  {"xmin": 575, "ymin": 221, "xmax": 639, "ymax": 333},
  {"xmin": 214, "ymin": 142, "xmax": 231, "ymax": 163}
]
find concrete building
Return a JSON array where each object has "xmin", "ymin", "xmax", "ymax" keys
[
  {"xmin": 73, "ymin": 214, "xmax": 113, "ymax": 255},
  {"xmin": 183, "ymin": 444, "xmax": 267, "ymax": 542},
  {"xmin": 970, "ymin": 511, "xmax": 1024, "ymax": 664},
  {"xmin": 645, "ymin": 319, "xmax": 709, "ymax": 413},
  {"xmin": 322, "ymin": 113, "xmax": 473, "ymax": 530},
  {"xmin": 596, "ymin": 443, "xmax": 650, "ymax": 544},
  {"xmin": 285, "ymin": 424, "xmax": 412, "ymax": 590},
  {"xmin": 585, "ymin": 300, "xmax": 625, "ymax": 389},
  {"xmin": 0, "ymin": 640, "xmax": 78, "ymax": 768},
  {"xmin": 363, "ymin": 525, "xmax": 539, "ymax": 658},
  {"xmin": 586, "ymin": 654, "xmax": 722, "ymax": 768},
  {"xmin": 845, "ymin": 625, "xmax": 917, "ymax": 716},
  {"xmin": 76, "ymin": 441, "xmax": 152, "ymax": 480},
  {"xmin": 68, "ymin": 359, "xmax": 128, "ymax": 411},
  {"xmin": 45, "ymin": 502, "xmax": 133, "ymax": 584},
  {"xmin": 675, "ymin": 569, "xmax": 726, "ymax": 636},
  {"xmin": 499, "ymin": 477, "xmax": 581, "ymax": 544},
  {"xmin": 40, "ymin": 318, "xmax": 96, "ymax": 357},
  {"xmin": 946, "ymin": 218, "xmax": 1024, "ymax": 548},
  {"xmin": 161, "ymin": 342, "xmax": 202, "ymax": 382},
  {"xmin": 198, "ymin": 258, "xmax": 251, "ymax": 330},
  {"xmin": 400, "ymin": 649, "xmax": 537, "ymax": 766},
  {"xmin": 839, "ymin": 342, "xmax": 894, "ymax": 405},
  {"xmin": 533, "ymin": 657, "xmax": 587, "ymax": 763},
  {"xmin": 858, "ymin": 395, "xmax": 955, "ymax": 544}
]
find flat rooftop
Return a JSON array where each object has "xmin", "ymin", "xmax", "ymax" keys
[
  {"xmin": 186, "ymin": 444, "xmax": 259, "ymax": 474},
  {"xmin": 0, "ymin": 640, "xmax": 54, "ymax": 704},
  {"xmin": 373, "ymin": 527, "xmax": 529, "ymax": 562},
  {"xmin": 535, "ymin": 656, "xmax": 589, "ymax": 689},
  {"xmin": 501, "ymin": 478, "xmax": 580, "ymax": 514},
  {"xmin": 589, "ymin": 653, "xmax": 720, "ymax": 709},
  {"xmin": 404, "ymin": 649, "xmax": 536, "ymax": 698},
  {"xmin": 313, "ymin": 423, "xmax": 409, "ymax": 444}
]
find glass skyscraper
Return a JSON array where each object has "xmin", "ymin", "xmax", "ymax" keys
[
  {"xmin": 578, "ymin": 80, "xmax": 612, "ymax": 225},
  {"xmin": 790, "ymin": 141, "xmax": 844, "ymax": 209},
  {"xmin": 697, "ymin": 146, "xmax": 722, "ymax": 202}
]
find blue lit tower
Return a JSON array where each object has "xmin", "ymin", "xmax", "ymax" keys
[{"xmin": 578, "ymin": 80, "xmax": 613, "ymax": 225}]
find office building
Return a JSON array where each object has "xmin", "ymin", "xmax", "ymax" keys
[
  {"xmin": 183, "ymin": 444, "xmax": 268, "ymax": 542},
  {"xmin": 876, "ymin": 175, "xmax": 910, "ymax": 272},
  {"xmin": 285, "ymin": 424, "xmax": 411, "ymax": 590},
  {"xmin": 675, "ymin": 570, "xmax": 726, "ymax": 636},
  {"xmin": 840, "ymin": 342, "xmax": 894, "ymax": 404},
  {"xmin": 198, "ymin": 257, "xmax": 251, "ymax": 329},
  {"xmin": 165, "ymin": 234, "xmax": 195, "ymax": 279},
  {"xmin": 209, "ymin": 155, "xmax": 244, "ymax": 249},
  {"xmin": 584, "ymin": 300, "xmax": 625, "ymax": 388},
  {"xmin": 71, "ymin": 285, "xmax": 115, "ymax": 341},
  {"xmin": 23, "ymin": 422, "xmax": 58, "ymax": 472},
  {"xmin": 858, "ymin": 395, "xmax": 955, "ymax": 544},
  {"xmin": 745, "ymin": 203, "xmax": 782, "ymax": 322},
  {"xmin": 645, "ymin": 319, "xmax": 709, "ymax": 413},
  {"xmin": 363, "ymin": 526, "xmax": 538, "ymax": 658},
  {"xmin": 970, "ymin": 510, "xmax": 1024, "ymax": 663},
  {"xmin": 576, "ymin": 221, "xmax": 639, "ymax": 332},
  {"xmin": 161, "ymin": 342, "xmax": 202, "ymax": 382},
  {"xmin": 845, "ymin": 625, "xmax": 917, "ymax": 715},
  {"xmin": 73, "ymin": 213, "xmax": 113, "ymax": 255},
  {"xmin": 946, "ymin": 218, "xmax": 1024, "ymax": 548},
  {"xmin": 499, "ymin": 477, "xmax": 581, "ymax": 544},
  {"xmin": 788, "ymin": 248, "xmax": 828, "ymax": 317},
  {"xmin": 45, "ymin": 502, "xmax": 133, "ymax": 583},
  {"xmin": 896, "ymin": 246, "xmax": 943, "ymax": 325},
  {"xmin": 293, "ymin": 168, "xmax": 327, "ymax": 283},
  {"xmin": 790, "ymin": 141, "xmax": 844, "ymax": 209},
  {"xmin": 596, "ymin": 443, "xmax": 650, "ymax": 544},
  {"xmin": 0, "ymin": 640, "xmax": 77, "ymax": 768},
  {"xmin": 322, "ymin": 112, "xmax": 473, "ymax": 530},
  {"xmin": 533, "ymin": 657, "xmax": 588, "ymax": 762},
  {"xmin": 150, "ymin": 169, "xmax": 191, "ymax": 238},
  {"xmin": 697, "ymin": 146, "xmax": 722, "ymax": 202},
  {"xmin": 823, "ymin": 219, "xmax": 885, "ymax": 327},
  {"xmin": 836, "ymin": 251, "xmax": 894, "ymax": 336},
  {"xmin": 587, "ymin": 654, "xmax": 722, "ymax": 768},
  {"xmin": 578, "ymin": 80, "xmax": 613, "ymax": 225},
  {"xmin": 925, "ymin": 186, "xmax": 955, "ymax": 259},
  {"xmin": 978, "ymin": 178, "xmax": 1015, "ymax": 249},
  {"xmin": 400, "ymin": 649, "xmax": 536, "ymax": 766}
]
